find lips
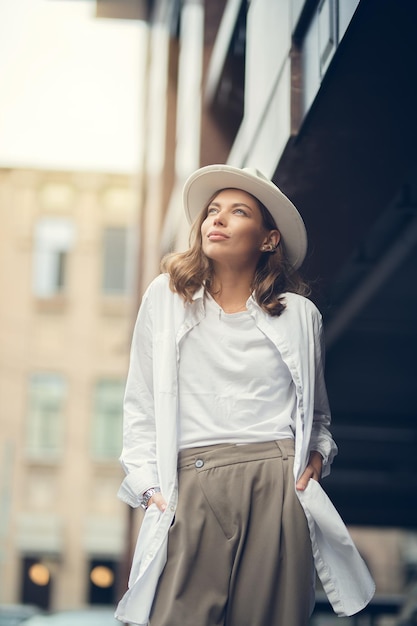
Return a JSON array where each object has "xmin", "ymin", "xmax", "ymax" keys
[{"xmin": 207, "ymin": 230, "xmax": 230, "ymax": 240}]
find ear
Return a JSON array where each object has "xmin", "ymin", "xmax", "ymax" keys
[
  {"xmin": 269, "ymin": 229, "xmax": 280, "ymax": 248},
  {"xmin": 260, "ymin": 229, "xmax": 281, "ymax": 251}
]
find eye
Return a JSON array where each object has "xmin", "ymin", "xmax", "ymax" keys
[
  {"xmin": 233, "ymin": 207, "xmax": 247, "ymax": 216},
  {"xmin": 207, "ymin": 206, "xmax": 218, "ymax": 215}
]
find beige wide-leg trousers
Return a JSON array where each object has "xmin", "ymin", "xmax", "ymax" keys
[{"xmin": 149, "ymin": 439, "xmax": 315, "ymax": 626}]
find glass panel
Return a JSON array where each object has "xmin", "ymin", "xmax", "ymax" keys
[
  {"xmin": 32, "ymin": 217, "xmax": 75, "ymax": 297},
  {"xmin": 318, "ymin": 0, "xmax": 337, "ymax": 76},
  {"xmin": 91, "ymin": 379, "xmax": 124, "ymax": 459},
  {"xmin": 26, "ymin": 373, "xmax": 66, "ymax": 460},
  {"xmin": 102, "ymin": 227, "xmax": 128, "ymax": 294}
]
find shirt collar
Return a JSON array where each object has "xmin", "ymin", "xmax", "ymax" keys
[
  {"xmin": 192, "ymin": 284, "xmax": 205, "ymax": 301},
  {"xmin": 191, "ymin": 284, "xmax": 259, "ymax": 311}
]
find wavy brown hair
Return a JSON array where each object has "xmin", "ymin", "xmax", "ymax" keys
[{"xmin": 161, "ymin": 190, "xmax": 310, "ymax": 316}]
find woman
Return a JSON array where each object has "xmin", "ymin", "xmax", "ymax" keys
[{"xmin": 115, "ymin": 165, "xmax": 374, "ymax": 626}]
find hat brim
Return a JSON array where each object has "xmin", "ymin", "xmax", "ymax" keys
[{"xmin": 183, "ymin": 164, "xmax": 307, "ymax": 270}]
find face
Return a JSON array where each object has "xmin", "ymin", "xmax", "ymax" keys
[{"xmin": 200, "ymin": 188, "xmax": 279, "ymax": 269}]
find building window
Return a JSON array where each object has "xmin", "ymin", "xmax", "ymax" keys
[
  {"xmin": 32, "ymin": 217, "xmax": 75, "ymax": 298},
  {"xmin": 91, "ymin": 379, "xmax": 123, "ymax": 460},
  {"xmin": 21, "ymin": 557, "xmax": 52, "ymax": 610},
  {"xmin": 102, "ymin": 227, "xmax": 128, "ymax": 295},
  {"xmin": 88, "ymin": 558, "xmax": 117, "ymax": 605},
  {"xmin": 318, "ymin": 0, "xmax": 338, "ymax": 76},
  {"xmin": 26, "ymin": 373, "xmax": 66, "ymax": 461}
]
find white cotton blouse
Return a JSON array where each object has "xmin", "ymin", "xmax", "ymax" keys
[{"xmin": 178, "ymin": 294, "xmax": 296, "ymax": 449}]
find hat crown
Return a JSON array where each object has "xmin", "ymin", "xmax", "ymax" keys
[{"xmin": 242, "ymin": 167, "xmax": 269, "ymax": 183}]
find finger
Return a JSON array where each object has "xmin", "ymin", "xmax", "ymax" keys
[
  {"xmin": 308, "ymin": 465, "xmax": 321, "ymax": 483},
  {"xmin": 311, "ymin": 468, "xmax": 320, "ymax": 482},
  {"xmin": 296, "ymin": 477, "xmax": 307, "ymax": 491},
  {"xmin": 148, "ymin": 493, "xmax": 167, "ymax": 512},
  {"xmin": 296, "ymin": 467, "xmax": 313, "ymax": 491}
]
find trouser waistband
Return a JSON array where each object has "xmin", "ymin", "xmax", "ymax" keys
[{"xmin": 177, "ymin": 438, "xmax": 295, "ymax": 470}]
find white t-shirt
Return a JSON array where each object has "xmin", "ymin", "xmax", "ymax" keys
[{"xmin": 178, "ymin": 294, "xmax": 296, "ymax": 449}]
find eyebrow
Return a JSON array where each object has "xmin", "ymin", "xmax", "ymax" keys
[{"xmin": 208, "ymin": 201, "xmax": 254, "ymax": 212}]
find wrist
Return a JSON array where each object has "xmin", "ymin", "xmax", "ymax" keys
[
  {"xmin": 140, "ymin": 486, "xmax": 161, "ymax": 510},
  {"xmin": 309, "ymin": 451, "xmax": 323, "ymax": 477}
]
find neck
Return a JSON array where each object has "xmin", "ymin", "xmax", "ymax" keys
[{"xmin": 208, "ymin": 267, "xmax": 254, "ymax": 313}]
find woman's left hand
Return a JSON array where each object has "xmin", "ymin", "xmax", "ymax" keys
[{"xmin": 296, "ymin": 451, "xmax": 323, "ymax": 491}]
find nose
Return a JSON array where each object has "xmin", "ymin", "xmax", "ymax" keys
[{"xmin": 213, "ymin": 210, "xmax": 226, "ymax": 225}]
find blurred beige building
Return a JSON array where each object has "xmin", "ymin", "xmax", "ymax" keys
[{"xmin": 0, "ymin": 167, "xmax": 137, "ymax": 609}]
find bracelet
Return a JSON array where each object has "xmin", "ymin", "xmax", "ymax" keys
[{"xmin": 140, "ymin": 486, "xmax": 161, "ymax": 510}]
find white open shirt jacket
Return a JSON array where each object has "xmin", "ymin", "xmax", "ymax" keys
[{"xmin": 115, "ymin": 274, "xmax": 375, "ymax": 625}]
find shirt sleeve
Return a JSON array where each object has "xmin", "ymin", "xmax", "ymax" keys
[
  {"xmin": 308, "ymin": 308, "xmax": 338, "ymax": 477},
  {"xmin": 117, "ymin": 286, "xmax": 160, "ymax": 507}
]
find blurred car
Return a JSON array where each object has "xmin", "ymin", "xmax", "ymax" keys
[
  {"xmin": 0, "ymin": 604, "xmax": 42, "ymax": 626},
  {"xmin": 21, "ymin": 607, "xmax": 121, "ymax": 626}
]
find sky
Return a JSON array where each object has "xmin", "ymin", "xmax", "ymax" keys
[{"xmin": 0, "ymin": 0, "xmax": 143, "ymax": 173}]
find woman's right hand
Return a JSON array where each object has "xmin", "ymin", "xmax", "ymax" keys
[{"xmin": 148, "ymin": 492, "xmax": 167, "ymax": 512}]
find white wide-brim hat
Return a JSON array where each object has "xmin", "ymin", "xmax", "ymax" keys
[{"xmin": 183, "ymin": 164, "xmax": 308, "ymax": 270}]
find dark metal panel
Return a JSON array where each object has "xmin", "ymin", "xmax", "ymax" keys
[{"xmin": 275, "ymin": 0, "xmax": 417, "ymax": 303}]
